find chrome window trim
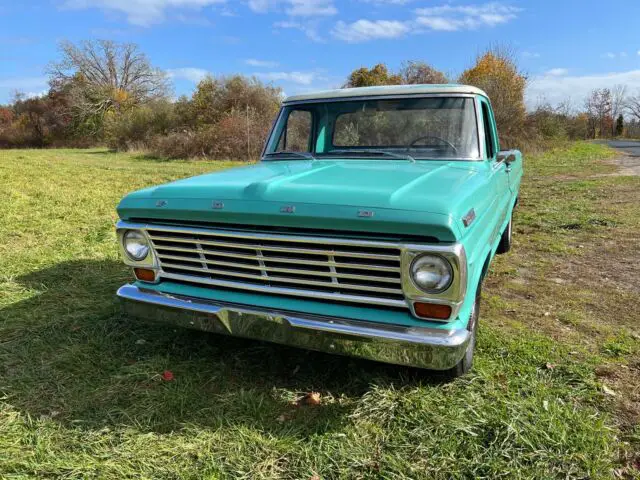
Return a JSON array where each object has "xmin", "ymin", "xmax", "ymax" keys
[
  {"xmin": 282, "ymin": 92, "xmax": 480, "ymax": 105},
  {"xmin": 263, "ymin": 94, "xmax": 484, "ymax": 163},
  {"xmin": 116, "ymin": 220, "xmax": 468, "ymax": 322}
]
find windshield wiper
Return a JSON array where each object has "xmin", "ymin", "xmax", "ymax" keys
[
  {"xmin": 264, "ymin": 151, "xmax": 316, "ymax": 161},
  {"xmin": 324, "ymin": 149, "xmax": 415, "ymax": 163}
]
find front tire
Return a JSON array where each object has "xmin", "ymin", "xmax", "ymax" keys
[{"xmin": 442, "ymin": 286, "xmax": 481, "ymax": 378}]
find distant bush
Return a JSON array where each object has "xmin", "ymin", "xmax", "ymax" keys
[
  {"xmin": 104, "ymin": 100, "xmax": 179, "ymax": 151},
  {"xmin": 103, "ymin": 75, "xmax": 281, "ymax": 160}
]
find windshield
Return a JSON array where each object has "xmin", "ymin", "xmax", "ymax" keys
[{"xmin": 264, "ymin": 96, "xmax": 480, "ymax": 160}]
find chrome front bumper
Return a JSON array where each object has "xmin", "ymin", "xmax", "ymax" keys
[{"xmin": 117, "ymin": 284, "xmax": 470, "ymax": 370}]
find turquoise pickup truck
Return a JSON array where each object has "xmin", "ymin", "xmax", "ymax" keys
[{"xmin": 116, "ymin": 84, "xmax": 522, "ymax": 377}]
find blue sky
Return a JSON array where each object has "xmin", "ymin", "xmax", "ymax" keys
[{"xmin": 1, "ymin": 0, "xmax": 640, "ymax": 107}]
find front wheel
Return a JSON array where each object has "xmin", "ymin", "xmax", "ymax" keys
[{"xmin": 442, "ymin": 286, "xmax": 481, "ymax": 378}]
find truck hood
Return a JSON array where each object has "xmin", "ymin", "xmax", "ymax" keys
[{"xmin": 117, "ymin": 159, "xmax": 486, "ymax": 242}]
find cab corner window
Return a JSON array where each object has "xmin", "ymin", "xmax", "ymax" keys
[{"xmin": 277, "ymin": 109, "xmax": 312, "ymax": 152}]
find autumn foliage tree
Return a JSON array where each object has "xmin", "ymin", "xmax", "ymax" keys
[
  {"xmin": 459, "ymin": 48, "xmax": 527, "ymax": 147},
  {"xmin": 345, "ymin": 61, "xmax": 448, "ymax": 88},
  {"xmin": 344, "ymin": 64, "xmax": 402, "ymax": 88}
]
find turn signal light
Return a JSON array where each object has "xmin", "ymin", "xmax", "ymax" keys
[
  {"xmin": 134, "ymin": 268, "xmax": 156, "ymax": 282},
  {"xmin": 414, "ymin": 302, "xmax": 452, "ymax": 320}
]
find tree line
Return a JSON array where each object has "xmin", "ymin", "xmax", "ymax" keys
[{"xmin": 1, "ymin": 40, "xmax": 639, "ymax": 159}]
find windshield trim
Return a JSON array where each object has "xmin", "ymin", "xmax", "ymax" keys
[{"xmin": 262, "ymin": 93, "xmax": 484, "ymax": 162}]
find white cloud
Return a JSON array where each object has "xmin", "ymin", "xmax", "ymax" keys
[
  {"xmin": 247, "ymin": 0, "xmax": 273, "ymax": 13},
  {"xmin": 526, "ymin": 69, "xmax": 640, "ymax": 108},
  {"xmin": 415, "ymin": 16, "xmax": 459, "ymax": 31},
  {"xmin": 332, "ymin": 19, "xmax": 410, "ymax": 43},
  {"xmin": 602, "ymin": 52, "xmax": 629, "ymax": 59},
  {"xmin": 522, "ymin": 51, "xmax": 540, "ymax": 58},
  {"xmin": 254, "ymin": 71, "xmax": 316, "ymax": 84},
  {"xmin": 62, "ymin": 0, "xmax": 225, "ymax": 26},
  {"xmin": 361, "ymin": 0, "xmax": 412, "ymax": 4},
  {"xmin": 167, "ymin": 67, "xmax": 210, "ymax": 83},
  {"xmin": 286, "ymin": 0, "xmax": 336, "ymax": 16},
  {"xmin": 414, "ymin": 3, "xmax": 520, "ymax": 31},
  {"xmin": 638, "ymin": 50, "xmax": 640, "ymax": 56},
  {"xmin": 273, "ymin": 20, "xmax": 323, "ymax": 41},
  {"xmin": 330, "ymin": 3, "xmax": 518, "ymax": 43},
  {"xmin": 24, "ymin": 90, "xmax": 49, "ymax": 99},
  {"xmin": 245, "ymin": 58, "xmax": 279, "ymax": 68},
  {"xmin": 0, "ymin": 77, "xmax": 49, "ymax": 103},
  {"xmin": 545, "ymin": 68, "xmax": 568, "ymax": 76},
  {"xmin": 248, "ymin": 0, "xmax": 336, "ymax": 16}
]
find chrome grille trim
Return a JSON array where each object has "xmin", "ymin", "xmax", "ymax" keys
[
  {"xmin": 154, "ymin": 246, "xmax": 401, "ymax": 272},
  {"xmin": 136, "ymin": 223, "xmax": 407, "ymax": 308},
  {"xmin": 148, "ymin": 234, "xmax": 400, "ymax": 260},
  {"xmin": 157, "ymin": 254, "xmax": 401, "ymax": 284}
]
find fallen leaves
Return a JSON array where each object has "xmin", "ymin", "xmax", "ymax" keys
[
  {"xmin": 276, "ymin": 392, "xmax": 323, "ymax": 422},
  {"xmin": 299, "ymin": 392, "xmax": 321, "ymax": 406},
  {"xmin": 161, "ymin": 370, "xmax": 175, "ymax": 382}
]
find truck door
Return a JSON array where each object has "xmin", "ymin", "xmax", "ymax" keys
[{"xmin": 480, "ymin": 99, "xmax": 511, "ymax": 240}]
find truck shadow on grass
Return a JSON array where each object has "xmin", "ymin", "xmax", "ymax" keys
[{"xmin": 1, "ymin": 260, "xmax": 442, "ymax": 436}]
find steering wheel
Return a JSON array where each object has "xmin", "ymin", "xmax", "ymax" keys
[{"xmin": 408, "ymin": 135, "xmax": 458, "ymax": 153}]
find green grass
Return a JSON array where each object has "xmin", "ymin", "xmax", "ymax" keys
[{"xmin": 1, "ymin": 144, "xmax": 638, "ymax": 479}]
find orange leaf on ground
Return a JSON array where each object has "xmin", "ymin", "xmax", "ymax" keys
[{"xmin": 299, "ymin": 392, "xmax": 321, "ymax": 406}]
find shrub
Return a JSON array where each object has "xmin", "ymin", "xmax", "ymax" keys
[{"xmin": 104, "ymin": 100, "xmax": 179, "ymax": 151}]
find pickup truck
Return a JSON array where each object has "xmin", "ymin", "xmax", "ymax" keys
[{"xmin": 115, "ymin": 84, "xmax": 522, "ymax": 377}]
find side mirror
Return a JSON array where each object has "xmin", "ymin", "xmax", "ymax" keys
[{"xmin": 497, "ymin": 151, "xmax": 517, "ymax": 164}]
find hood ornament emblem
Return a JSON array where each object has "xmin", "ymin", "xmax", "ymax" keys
[
  {"xmin": 358, "ymin": 210, "xmax": 375, "ymax": 218},
  {"xmin": 155, "ymin": 200, "xmax": 167, "ymax": 208},
  {"xmin": 212, "ymin": 201, "xmax": 224, "ymax": 210},
  {"xmin": 280, "ymin": 205, "xmax": 296, "ymax": 214}
]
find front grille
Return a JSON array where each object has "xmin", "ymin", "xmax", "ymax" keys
[{"xmin": 145, "ymin": 225, "xmax": 407, "ymax": 308}]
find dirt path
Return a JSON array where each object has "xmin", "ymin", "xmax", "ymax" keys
[{"xmin": 607, "ymin": 140, "xmax": 640, "ymax": 176}]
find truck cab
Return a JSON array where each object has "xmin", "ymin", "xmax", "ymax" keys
[{"xmin": 116, "ymin": 84, "xmax": 522, "ymax": 376}]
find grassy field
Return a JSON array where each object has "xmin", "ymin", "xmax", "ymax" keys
[{"xmin": 0, "ymin": 145, "xmax": 638, "ymax": 479}]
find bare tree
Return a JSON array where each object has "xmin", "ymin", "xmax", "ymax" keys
[
  {"xmin": 48, "ymin": 40, "xmax": 169, "ymax": 126},
  {"xmin": 626, "ymin": 91, "xmax": 640, "ymax": 123},
  {"xmin": 610, "ymin": 84, "xmax": 627, "ymax": 136},
  {"xmin": 585, "ymin": 88, "xmax": 612, "ymax": 138}
]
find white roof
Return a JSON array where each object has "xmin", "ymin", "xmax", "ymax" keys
[{"xmin": 284, "ymin": 84, "xmax": 488, "ymax": 103}]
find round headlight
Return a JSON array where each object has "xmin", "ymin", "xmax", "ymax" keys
[
  {"xmin": 410, "ymin": 254, "xmax": 453, "ymax": 293},
  {"xmin": 123, "ymin": 230, "xmax": 149, "ymax": 261}
]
